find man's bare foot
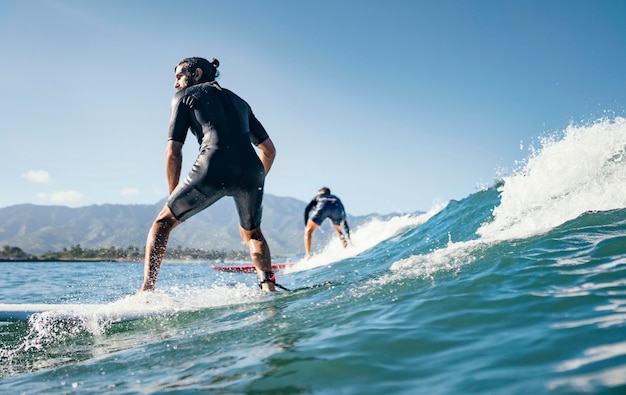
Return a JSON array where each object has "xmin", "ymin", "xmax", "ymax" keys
[
  {"xmin": 260, "ymin": 282, "xmax": 276, "ymax": 292},
  {"xmin": 136, "ymin": 286, "xmax": 154, "ymax": 295}
]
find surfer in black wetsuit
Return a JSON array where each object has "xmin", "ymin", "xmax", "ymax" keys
[
  {"xmin": 303, "ymin": 187, "xmax": 351, "ymax": 259},
  {"xmin": 139, "ymin": 57, "xmax": 278, "ymax": 293}
]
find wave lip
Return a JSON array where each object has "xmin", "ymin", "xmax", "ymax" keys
[{"xmin": 478, "ymin": 117, "xmax": 626, "ymax": 241}]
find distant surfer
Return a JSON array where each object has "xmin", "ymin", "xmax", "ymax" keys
[
  {"xmin": 303, "ymin": 187, "xmax": 351, "ymax": 259},
  {"xmin": 139, "ymin": 57, "xmax": 278, "ymax": 292}
]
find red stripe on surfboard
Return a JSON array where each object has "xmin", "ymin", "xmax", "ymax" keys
[{"xmin": 210, "ymin": 262, "xmax": 296, "ymax": 273}]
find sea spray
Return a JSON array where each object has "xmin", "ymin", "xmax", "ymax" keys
[
  {"xmin": 391, "ymin": 117, "xmax": 626, "ymax": 287},
  {"xmin": 287, "ymin": 204, "xmax": 446, "ymax": 273},
  {"xmin": 478, "ymin": 117, "xmax": 626, "ymax": 241}
]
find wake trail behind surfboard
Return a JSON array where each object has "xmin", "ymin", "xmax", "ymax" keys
[
  {"xmin": 0, "ymin": 283, "xmax": 269, "ymax": 324},
  {"xmin": 0, "ymin": 284, "xmax": 275, "ymax": 372}
]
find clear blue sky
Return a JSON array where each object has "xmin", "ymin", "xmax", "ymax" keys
[{"xmin": 1, "ymin": 0, "xmax": 625, "ymax": 215}]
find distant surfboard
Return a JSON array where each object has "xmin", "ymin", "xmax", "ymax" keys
[{"xmin": 210, "ymin": 262, "xmax": 297, "ymax": 273}]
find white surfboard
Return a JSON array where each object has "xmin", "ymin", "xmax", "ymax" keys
[
  {"xmin": 0, "ymin": 300, "xmax": 193, "ymax": 322},
  {"xmin": 0, "ymin": 303, "xmax": 102, "ymax": 321}
]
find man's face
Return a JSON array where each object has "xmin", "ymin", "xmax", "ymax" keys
[{"xmin": 174, "ymin": 64, "xmax": 192, "ymax": 91}]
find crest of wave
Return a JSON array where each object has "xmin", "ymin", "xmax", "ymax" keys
[
  {"xmin": 389, "ymin": 117, "xmax": 626, "ymax": 281},
  {"xmin": 478, "ymin": 116, "xmax": 626, "ymax": 241}
]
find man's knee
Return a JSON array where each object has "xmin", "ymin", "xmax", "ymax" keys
[
  {"xmin": 241, "ymin": 227, "xmax": 268, "ymax": 259},
  {"xmin": 240, "ymin": 226, "xmax": 266, "ymax": 248},
  {"xmin": 154, "ymin": 205, "xmax": 179, "ymax": 230}
]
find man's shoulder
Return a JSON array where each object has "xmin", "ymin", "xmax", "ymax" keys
[
  {"xmin": 221, "ymin": 86, "xmax": 249, "ymax": 105},
  {"xmin": 319, "ymin": 194, "xmax": 340, "ymax": 202},
  {"xmin": 175, "ymin": 83, "xmax": 217, "ymax": 96},
  {"xmin": 171, "ymin": 84, "xmax": 217, "ymax": 105}
]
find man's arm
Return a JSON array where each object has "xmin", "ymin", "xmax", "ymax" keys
[
  {"xmin": 165, "ymin": 140, "xmax": 184, "ymax": 194},
  {"xmin": 257, "ymin": 138, "xmax": 276, "ymax": 175}
]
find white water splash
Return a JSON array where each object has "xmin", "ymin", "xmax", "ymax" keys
[
  {"xmin": 0, "ymin": 283, "xmax": 267, "ymax": 371},
  {"xmin": 286, "ymin": 203, "xmax": 447, "ymax": 273},
  {"xmin": 478, "ymin": 117, "xmax": 626, "ymax": 241},
  {"xmin": 390, "ymin": 117, "xmax": 626, "ymax": 280}
]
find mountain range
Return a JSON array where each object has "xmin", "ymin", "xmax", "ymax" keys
[{"xmin": 0, "ymin": 194, "xmax": 401, "ymax": 257}]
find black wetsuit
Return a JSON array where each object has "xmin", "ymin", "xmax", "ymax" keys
[
  {"xmin": 166, "ymin": 81, "xmax": 269, "ymax": 230},
  {"xmin": 304, "ymin": 194, "xmax": 350, "ymax": 236}
]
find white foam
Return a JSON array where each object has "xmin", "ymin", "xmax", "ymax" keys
[
  {"xmin": 0, "ymin": 283, "xmax": 269, "ymax": 368},
  {"xmin": 478, "ymin": 117, "xmax": 626, "ymax": 241},
  {"xmin": 389, "ymin": 117, "xmax": 626, "ymax": 282},
  {"xmin": 286, "ymin": 203, "xmax": 447, "ymax": 273}
]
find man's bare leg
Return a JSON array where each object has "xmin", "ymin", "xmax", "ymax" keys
[
  {"xmin": 333, "ymin": 224, "xmax": 351, "ymax": 248},
  {"xmin": 304, "ymin": 220, "xmax": 319, "ymax": 260},
  {"xmin": 239, "ymin": 225, "xmax": 275, "ymax": 292},
  {"xmin": 139, "ymin": 205, "xmax": 180, "ymax": 292}
]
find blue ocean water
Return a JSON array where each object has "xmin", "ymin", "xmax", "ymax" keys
[{"xmin": 2, "ymin": 117, "xmax": 626, "ymax": 394}]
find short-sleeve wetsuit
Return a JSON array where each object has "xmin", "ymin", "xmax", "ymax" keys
[
  {"xmin": 304, "ymin": 194, "xmax": 350, "ymax": 236},
  {"xmin": 166, "ymin": 81, "xmax": 269, "ymax": 230}
]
